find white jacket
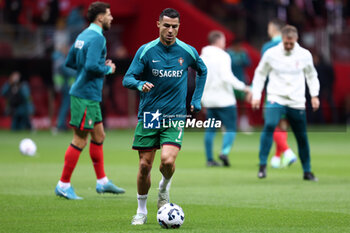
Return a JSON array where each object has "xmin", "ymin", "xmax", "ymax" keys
[
  {"xmin": 200, "ymin": 45, "xmax": 246, "ymax": 108},
  {"xmin": 252, "ymin": 42, "xmax": 320, "ymax": 109}
]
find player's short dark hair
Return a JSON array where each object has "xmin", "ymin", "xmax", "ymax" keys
[
  {"xmin": 281, "ymin": 25, "xmax": 298, "ymax": 38},
  {"xmin": 208, "ymin": 30, "xmax": 224, "ymax": 45},
  {"xmin": 269, "ymin": 18, "xmax": 285, "ymax": 31},
  {"xmin": 87, "ymin": 2, "xmax": 110, "ymax": 23},
  {"xmin": 159, "ymin": 8, "xmax": 180, "ymax": 22}
]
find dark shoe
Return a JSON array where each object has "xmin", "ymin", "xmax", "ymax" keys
[
  {"xmin": 219, "ymin": 154, "xmax": 230, "ymax": 167},
  {"xmin": 303, "ymin": 172, "xmax": 318, "ymax": 181},
  {"xmin": 207, "ymin": 160, "xmax": 221, "ymax": 167},
  {"xmin": 258, "ymin": 165, "xmax": 267, "ymax": 179}
]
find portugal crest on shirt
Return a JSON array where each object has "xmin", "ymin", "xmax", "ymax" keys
[
  {"xmin": 152, "ymin": 69, "xmax": 159, "ymax": 76},
  {"xmin": 178, "ymin": 57, "xmax": 184, "ymax": 66}
]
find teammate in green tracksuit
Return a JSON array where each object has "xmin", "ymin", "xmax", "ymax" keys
[
  {"xmin": 55, "ymin": 2, "xmax": 124, "ymax": 200},
  {"xmin": 123, "ymin": 8, "xmax": 207, "ymax": 225}
]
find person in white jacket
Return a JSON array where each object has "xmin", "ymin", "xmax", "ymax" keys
[
  {"xmin": 201, "ymin": 30, "xmax": 251, "ymax": 167},
  {"xmin": 251, "ymin": 25, "xmax": 320, "ymax": 181}
]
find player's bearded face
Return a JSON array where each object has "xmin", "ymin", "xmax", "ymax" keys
[
  {"xmin": 158, "ymin": 16, "xmax": 180, "ymax": 45},
  {"xmin": 101, "ymin": 9, "xmax": 113, "ymax": 31}
]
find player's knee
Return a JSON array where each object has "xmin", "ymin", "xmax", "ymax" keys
[
  {"xmin": 161, "ymin": 157, "xmax": 175, "ymax": 169},
  {"xmin": 264, "ymin": 122, "xmax": 277, "ymax": 132},
  {"xmin": 72, "ymin": 138, "xmax": 88, "ymax": 149},
  {"xmin": 93, "ymin": 132, "xmax": 105, "ymax": 143},
  {"xmin": 81, "ymin": 140, "xmax": 88, "ymax": 149},
  {"xmin": 279, "ymin": 120, "xmax": 288, "ymax": 131},
  {"xmin": 139, "ymin": 160, "xmax": 152, "ymax": 176}
]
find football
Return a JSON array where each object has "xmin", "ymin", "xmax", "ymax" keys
[
  {"xmin": 19, "ymin": 138, "xmax": 37, "ymax": 156},
  {"xmin": 157, "ymin": 203, "xmax": 185, "ymax": 229}
]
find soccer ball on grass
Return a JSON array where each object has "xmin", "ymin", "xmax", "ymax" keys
[
  {"xmin": 19, "ymin": 138, "xmax": 37, "ymax": 156},
  {"xmin": 157, "ymin": 203, "xmax": 184, "ymax": 229}
]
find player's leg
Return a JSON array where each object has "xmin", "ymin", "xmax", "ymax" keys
[
  {"xmin": 235, "ymin": 92, "xmax": 252, "ymax": 132},
  {"xmin": 132, "ymin": 149, "xmax": 156, "ymax": 225},
  {"xmin": 157, "ymin": 124, "xmax": 183, "ymax": 209},
  {"xmin": 271, "ymin": 123, "xmax": 289, "ymax": 168},
  {"xmin": 218, "ymin": 105, "xmax": 237, "ymax": 167},
  {"xmin": 56, "ymin": 96, "xmax": 93, "ymax": 199},
  {"xmin": 271, "ymin": 127, "xmax": 283, "ymax": 168},
  {"xmin": 131, "ymin": 122, "xmax": 160, "ymax": 225},
  {"xmin": 258, "ymin": 101, "xmax": 284, "ymax": 178},
  {"xmin": 90, "ymin": 122, "xmax": 125, "ymax": 194},
  {"xmin": 286, "ymin": 107, "xmax": 317, "ymax": 181},
  {"xmin": 11, "ymin": 113, "xmax": 20, "ymax": 130},
  {"xmin": 273, "ymin": 126, "xmax": 286, "ymax": 156},
  {"xmin": 158, "ymin": 145, "xmax": 179, "ymax": 208},
  {"xmin": 273, "ymin": 119, "xmax": 297, "ymax": 168},
  {"xmin": 55, "ymin": 128, "xmax": 88, "ymax": 200},
  {"xmin": 160, "ymin": 145, "xmax": 179, "ymax": 179},
  {"xmin": 204, "ymin": 108, "xmax": 219, "ymax": 166}
]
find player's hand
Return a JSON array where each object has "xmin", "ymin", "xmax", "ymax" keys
[
  {"xmin": 106, "ymin": 60, "xmax": 116, "ymax": 74},
  {"xmin": 251, "ymin": 99, "xmax": 260, "ymax": 110},
  {"xmin": 311, "ymin": 96, "xmax": 320, "ymax": 112},
  {"xmin": 244, "ymin": 88, "xmax": 252, "ymax": 103},
  {"xmin": 105, "ymin": 59, "xmax": 112, "ymax": 65},
  {"xmin": 142, "ymin": 82, "xmax": 154, "ymax": 92},
  {"xmin": 190, "ymin": 102, "xmax": 201, "ymax": 112}
]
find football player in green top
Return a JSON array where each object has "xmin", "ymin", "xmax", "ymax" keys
[{"xmin": 123, "ymin": 8, "xmax": 207, "ymax": 225}]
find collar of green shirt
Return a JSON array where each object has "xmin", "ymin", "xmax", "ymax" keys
[{"xmin": 88, "ymin": 23, "xmax": 103, "ymax": 35}]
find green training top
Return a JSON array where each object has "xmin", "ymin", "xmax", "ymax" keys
[{"xmin": 123, "ymin": 38, "xmax": 207, "ymax": 120}]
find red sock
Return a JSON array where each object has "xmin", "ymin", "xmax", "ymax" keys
[
  {"xmin": 273, "ymin": 127, "xmax": 289, "ymax": 157},
  {"xmin": 90, "ymin": 140, "xmax": 106, "ymax": 179},
  {"xmin": 60, "ymin": 144, "xmax": 82, "ymax": 182},
  {"xmin": 275, "ymin": 142, "xmax": 283, "ymax": 157}
]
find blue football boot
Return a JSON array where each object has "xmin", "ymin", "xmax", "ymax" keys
[
  {"xmin": 55, "ymin": 185, "xmax": 83, "ymax": 200},
  {"xmin": 96, "ymin": 181, "xmax": 125, "ymax": 194}
]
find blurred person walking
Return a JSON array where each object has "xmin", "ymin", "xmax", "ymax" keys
[
  {"xmin": 201, "ymin": 31, "xmax": 251, "ymax": 167},
  {"xmin": 251, "ymin": 25, "xmax": 320, "ymax": 181},
  {"xmin": 261, "ymin": 19, "xmax": 297, "ymax": 169}
]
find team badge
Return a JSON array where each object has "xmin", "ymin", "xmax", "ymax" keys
[
  {"xmin": 152, "ymin": 69, "xmax": 159, "ymax": 76},
  {"xmin": 178, "ymin": 57, "xmax": 184, "ymax": 66},
  {"xmin": 88, "ymin": 119, "xmax": 92, "ymax": 126}
]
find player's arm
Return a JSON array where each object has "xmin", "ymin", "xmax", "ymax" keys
[
  {"xmin": 65, "ymin": 44, "xmax": 77, "ymax": 70},
  {"xmin": 85, "ymin": 36, "xmax": 112, "ymax": 76},
  {"xmin": 304, "ymin": 52, "xmax": 320, "ymax": 111},
  {"xmin": 190, "ymin": 49, "xmax": 207, "ymax": 112},
  {"xmin": 123, "ymin": 46, "xmax": 153, "ymax": 92},
  {"xmin": 251, "ymin": 53, "xmax": 272, "ymax": 110}
]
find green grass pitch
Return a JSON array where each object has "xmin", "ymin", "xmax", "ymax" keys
[{"xmin": 0, "ymin": 128, "xmax": 350, "ymax": 232}]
